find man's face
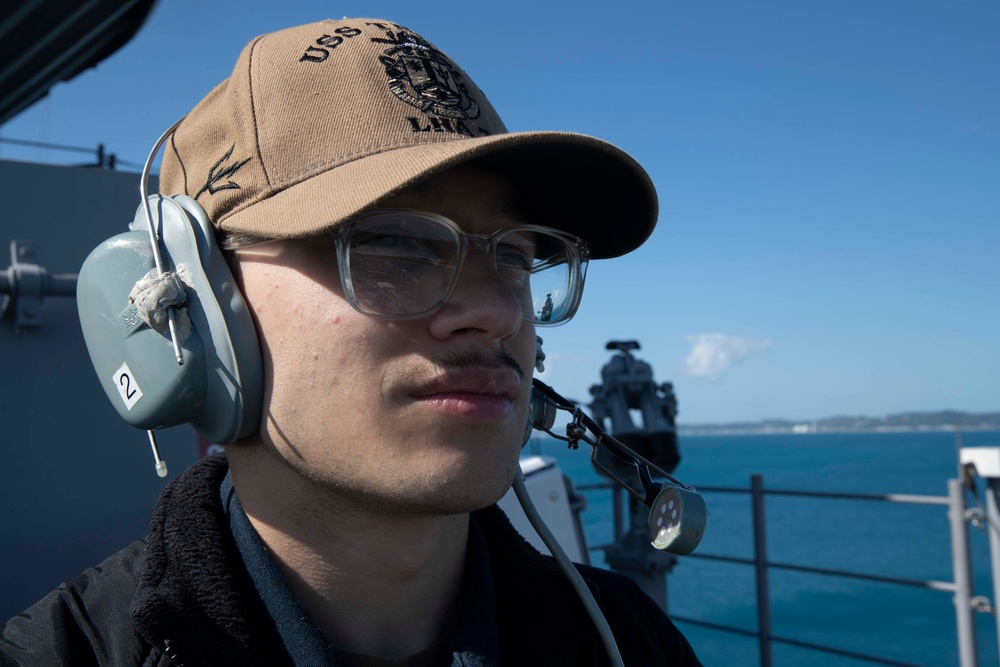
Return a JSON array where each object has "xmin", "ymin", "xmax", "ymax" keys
[{"xmin": 231, "ymin": 165, "xmax": 537, "ymax": 516}]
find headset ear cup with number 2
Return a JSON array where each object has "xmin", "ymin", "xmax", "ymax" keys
[{"xmin": 77, "ymin": 194, "xmax": 263, "ymax": 444}]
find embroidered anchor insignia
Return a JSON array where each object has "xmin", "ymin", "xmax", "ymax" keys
[{"xmin": 195, "ymin": 145, "xmax": 251, "ymax": 199}]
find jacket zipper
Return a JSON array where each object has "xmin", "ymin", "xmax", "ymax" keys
[{"xmin": 162, "ymin": 639, "xmax": 185, "ymax": 667}]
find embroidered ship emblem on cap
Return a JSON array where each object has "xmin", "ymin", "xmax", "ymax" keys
[{"xmin": 376, "ymin": 30, "xmax": 480, "ymax": 120}]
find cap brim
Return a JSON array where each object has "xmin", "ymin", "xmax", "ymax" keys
[{"xmin": 219, "ymin": 131, "xmax": 657, "ymax": 260}]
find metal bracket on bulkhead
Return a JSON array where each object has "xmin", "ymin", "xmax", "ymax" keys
[{"xmin": 0, "ymin": 239, "xmax": 78, "ymax": 330}]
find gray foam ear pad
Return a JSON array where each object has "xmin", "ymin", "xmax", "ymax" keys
[{"xmin": 77, "ymin": 195, "xmax": 262, "ymax": 443}]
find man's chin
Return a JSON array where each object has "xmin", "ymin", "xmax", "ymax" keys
[{"xmin": 382, "ymin": 466, "xmax": 519, "ymax": 518}]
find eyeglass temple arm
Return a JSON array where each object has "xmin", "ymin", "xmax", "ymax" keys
[{"xmin": 530, "ymin": 379, "xmax": 696, "ymax": 507}]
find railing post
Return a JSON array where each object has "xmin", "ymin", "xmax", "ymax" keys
[
  {"xmin": 751, "ymin": 474, "xmax": 773, "ymax": 667},
  {"xmin": 985, "ymin": 478, "xmax": 1000, "ymax": 657},
  {"xmin": 948, "ymin": 478, "xmax": 978, "ymax": 667},
  {"xmin": 613, "ymin": 486, "xmax": 625, "ymax": 542}
]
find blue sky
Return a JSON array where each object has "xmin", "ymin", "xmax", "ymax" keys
[{"xmin": 1, "ymin": 0, "xmax": 997, "ymax": 423}]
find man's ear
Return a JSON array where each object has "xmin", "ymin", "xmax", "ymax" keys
[{"xmin": 534, "ymin": 335, "xmax": 545, "ymax": 373}]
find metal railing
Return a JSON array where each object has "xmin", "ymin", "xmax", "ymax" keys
[
  {"xmin": 0, "ymin": 136, "xmax": 142, "ymax": 170},
  {"xmin": 580, "ymin": 475, "xmax": 987, "ymax": 667}
]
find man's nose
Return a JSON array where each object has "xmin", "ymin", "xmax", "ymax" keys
[{"xmin": 427, "ymin": 251, "xmax": 524, "ymax": 342}]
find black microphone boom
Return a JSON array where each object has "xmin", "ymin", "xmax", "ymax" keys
[{"xmin": 528, "ymin": 378, "xmax": 706, "ymax": 555}]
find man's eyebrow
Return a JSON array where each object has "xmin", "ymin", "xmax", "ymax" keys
[
  {"xmin": 492, "ymin": 191, "xmax": 533, "ymax": 226},
  {"xmin": 401, "ymin": 177, "xmax": 533, "ymax": 226}
]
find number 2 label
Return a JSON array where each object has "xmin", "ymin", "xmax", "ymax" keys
[{"xmin": 113, "ymin": 362, "xmax": 143, "ymax": 410}]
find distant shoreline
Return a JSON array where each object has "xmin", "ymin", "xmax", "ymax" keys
[
  {"xmin": 678, "ymin": 425, "xmax": 1000, "ymax": 436},
  {"xmin": 676, "ymin": 411, "xmax": 1000, "ymax": 436}
]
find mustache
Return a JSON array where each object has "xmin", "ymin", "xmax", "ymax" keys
[{"xmin": 437, "ymin": 347, "xmax": 526, "ymax": 382}]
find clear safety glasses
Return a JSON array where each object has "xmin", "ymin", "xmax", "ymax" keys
[{"xmin": 224, "ymin": 209, "xmax": 591, "ymax": 326}]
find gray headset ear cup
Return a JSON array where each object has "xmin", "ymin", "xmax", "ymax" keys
[
  {"xmin": 523, "ymin": 386, "xmax": 543, "ymax": 446},
  {"xmin": 522, "ymin": 337, "xmax": 550, "ymax": 446},
  {"xmin": 77, "ymin": 195, "xmax": 263, "ymax": 443},
  {"xmin": 523, "ymin": 386, "xmax": 537, "ymax": 447},
  {"xmin": 165, "ymin": 195, "xmax": 263, "ymax": 442},
  {"xmin": 523, "ymin": 384, "xmax": 559, "ymax": 447}
]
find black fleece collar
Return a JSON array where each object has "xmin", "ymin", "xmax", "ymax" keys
[
  {"xmin": 129, "ymin": 455, "xmax": 601, "ymax": 667},
  {"xmin": 130, "ymin": 454, "xmax": 289, "ymax": 666}
]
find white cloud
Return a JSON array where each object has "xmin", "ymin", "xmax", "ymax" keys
[{"xmin": 684, "ymin": 333, "xmax": 773, "ymax": 379}]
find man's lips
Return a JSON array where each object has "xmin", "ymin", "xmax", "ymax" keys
[
  {"xmin": 410, "ymin": 367, "xmax": 524, "ymax": 402},
  {"xmin": 408, "ymin": 367, "xmax": 525, "ymax": 420}
]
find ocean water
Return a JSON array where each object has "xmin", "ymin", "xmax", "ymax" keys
[{"xmin": 526, "ymin": 430, "xmax": 1000, "ymax": 667}]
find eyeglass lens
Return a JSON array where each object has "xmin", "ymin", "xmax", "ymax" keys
[{"xmin": 340, "ymin": 212, "xmax": 581, "ymax": 324}]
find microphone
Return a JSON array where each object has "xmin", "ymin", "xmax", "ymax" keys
[
  {"xmin": 147, "ymin": 431, "xmax": 169, "ymax": 478},
  {"xmin": 527, "ymin": 378, "xmax": 707, "ymax": 555}
]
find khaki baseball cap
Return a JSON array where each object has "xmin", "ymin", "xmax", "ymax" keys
[{"xmin": 160, "ymin": 18, "xmax": 657, "ymax": 259}]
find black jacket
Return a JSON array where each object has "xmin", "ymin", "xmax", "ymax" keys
[{"xmin": 0, "ymin": 456, "xmax": 701, "ymax": 666}]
